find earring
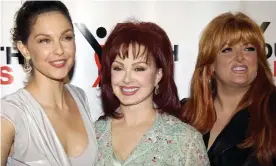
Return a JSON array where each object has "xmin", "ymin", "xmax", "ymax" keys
[
  {"xmin": 154, "ymin": 84, "xmax": 159, "ymax": 95},
  {"xmin": 23, "ymin": 58, "xmax": 32, "ymax": 74}
]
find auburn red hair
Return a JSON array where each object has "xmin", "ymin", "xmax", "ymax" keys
[
  {"xmin": 181, "ymin": 12, "xmax": 276, "ymax": 165},
  {"xmin": 100, "ymin": 20, "xmax": 180, "ymax": 119}
]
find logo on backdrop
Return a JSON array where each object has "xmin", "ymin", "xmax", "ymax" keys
[
  {"xmin": 260, "ymin": 22, "xmax": 276, "ymax": 77},
  {"xmin": 0, "ymin": 46, "xmax": 23, "ymax": 85},
  {"xmin": 75, "ymin": 24, "xmax": 105, "ymax": 87}
]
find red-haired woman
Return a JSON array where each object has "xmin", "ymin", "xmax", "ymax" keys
[
  {"xmin": 95, "ymin": 21, "xmax": 210, "ymax": 166},
  {"xmin": 181, "ymin": 12, "xmax": 276, "ymax": 166}
]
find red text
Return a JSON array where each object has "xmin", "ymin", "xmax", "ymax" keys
[{"xmin": 0, "ymin": 66, "xmax": 14, "ymax": 85}]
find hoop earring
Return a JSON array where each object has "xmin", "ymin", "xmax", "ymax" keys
[
  {"xmin": 23, "ymin": 58, "xmax": 32, "ymax": 74},
  {"xmin": 154, "ymin": 84, "xmax": 159, "ymax": 95}
]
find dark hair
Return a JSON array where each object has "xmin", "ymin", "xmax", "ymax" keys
[
  {"xmin": 11, "ymin": 0, "xmax": 73, "ymax": 45},
  {"xmin": 181, "ymin": 12, "xmax": 276, "ymax": 166},
  {"xmin": 100, "ymin": 20, "xmax": 181, "ymax": 119}
]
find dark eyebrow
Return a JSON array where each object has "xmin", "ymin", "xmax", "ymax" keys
[
  {"xmin": 35, "ymin": 34, "xmax": 51, "ymax": 38},
  {"xmin": 132, "ymin": 62, "xmax": 147, "ymax": 66},
  {"xmin": 34, "ymin": 28, "xmax": 73, "ymax": 39},
  {"xmin": 113, "ymin": 61, "xmax": 124, "ymax": 65},
  {"xmin": 62, "ymin": 29, "xmax": 74, "ymax": 35},
  {"xmin": 112, "ymin": 61, "xmax": 148, "ymax": 67}
]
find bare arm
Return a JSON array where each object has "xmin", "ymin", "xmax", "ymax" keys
[{"xmin": 1, "ymin": 118, "xmax": 15, "ymax": 166}]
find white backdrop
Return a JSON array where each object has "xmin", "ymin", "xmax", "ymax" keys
[{"xmin": 1, "ymin": 1, "xmax": 276, "ymax": 121}]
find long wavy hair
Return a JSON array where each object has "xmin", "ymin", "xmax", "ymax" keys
[{"xmin": 181, "ymin": 12, "xmax": 276, "ymax": 165}]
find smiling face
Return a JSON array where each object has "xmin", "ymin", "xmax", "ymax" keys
[
  {"xmin": 17, "ymin": 11, "xmax": 76, "ymax": 81},
  {"xmin": 213, "ymin": 42, "xmax": 258, "ymax": 88},
  {"xmin": 111, "ymin": 43, "xmax": 163, "ymax": 107}
]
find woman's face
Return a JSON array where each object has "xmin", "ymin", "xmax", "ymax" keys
[
  {"xmin": 111, "ymin": 44, "xmax": 163, "ymax": 107},
  {"xmin": 18, "ymin": 11, "xmax": 76, "ymax": 81},
  {"xmin": 213, "ymin": 42, "xmax": 258, "ymax": 88}
]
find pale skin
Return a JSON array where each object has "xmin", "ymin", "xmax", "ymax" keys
[
  {"xmin": 1, "ymin": 11, "xmax": 88, "ymax": 165},
  {"xmin": 111, "ymin": 99, "xmax": 157, "ymax": 161},
  {"xmin": 110, "ymin": 44, "xmax": 163, "ymax": 161},
  {"xmin": 207, "ymin": 43, "xmax": 258, "ymax": 150}
]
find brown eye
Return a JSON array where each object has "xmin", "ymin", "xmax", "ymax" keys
[
  {"xmin": 134, "ymin": 67, "xmax": 146, "ymax": 71},
  {"xmin": 112, "ymin": 67, "xmax": 122, "ymax": 71},
  {"xmin": 221, "ymin": 47, "xmax": 232, "ymax": 53},
  {"xmin": 64, "ymin": 35, "xmax": 73, "ymax": 41},
  {"xmin": 38, "ymin": 38, "xmax": 50, "ymax": 43},
  {"xmin": 245, "ymin": 47, "xmax": 256, "ymax": 52}
]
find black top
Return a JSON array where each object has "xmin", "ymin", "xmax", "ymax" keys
[
  {"xmin": 203, "ymin": 108, "xmax": 258, "ymax": 166},
  {"xmin": 180, "ymin": 91, "xmax": 276, "ymax": 166}
]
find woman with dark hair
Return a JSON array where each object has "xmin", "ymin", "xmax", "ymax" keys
[
  {"xmin": 181, "ymin": 12, "xmax": 276, "ymax": 166},
  {"xmin": 95, "ymin": 21, "xmax": 209, "ymax": 165},
  {"xmin": 1, "ymin": 1, "xmax": 97, "ymax": 165}
]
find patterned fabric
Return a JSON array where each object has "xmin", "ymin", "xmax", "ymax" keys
[{"xmin": 95, "ymin": 112, "xmax": 210, "ymax": 166}]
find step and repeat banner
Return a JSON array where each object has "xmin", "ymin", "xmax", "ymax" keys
[{"xmin": 1, "ymin": 1, "xmax": 276, "ymax": 121}]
